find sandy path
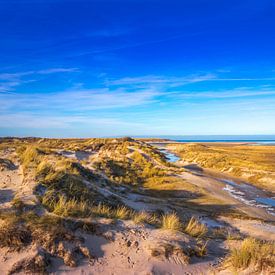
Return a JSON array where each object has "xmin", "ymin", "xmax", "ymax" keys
[{"xmin": 0, "ymin": 157, "xmax": 24, "ymax": 208}]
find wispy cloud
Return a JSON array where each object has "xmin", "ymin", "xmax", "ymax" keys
[
  {"xmin": 107, "ymin": 73, "xmax": 217, "ymax": 88},
  {"xmin": 0, "ymin": 113, "xmax": 141, "ymax": 129},
  {"xmin": 0, "ymin": 87, "xmax": 161, "ymax": 112},
  {"xmin": 37, "ymin": 67, "xmax": 78, "ymax": 74},
  {"xmin": 173, "ymin": 86, "xmax": 275, "ymax": 99},
  {"xmin": 0, "ymin": 67, "xmax": 78, "ymax": 93},
  {"xmin": 108, "ymin": 74, "xmax": 275, "ymax": 87}
]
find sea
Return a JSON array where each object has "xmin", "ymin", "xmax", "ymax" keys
[{"xmin": 136, "ymin": 135, "xmax": 275, "ymax": 144}]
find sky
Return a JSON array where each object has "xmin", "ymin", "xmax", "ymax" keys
[{"xmin": 0, "ymin": 0, "xmax": 275, "ymax": 137}]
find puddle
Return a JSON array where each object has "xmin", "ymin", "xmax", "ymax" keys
[
  {"xmin": 160, "ymin": 149, "xmax": 180, "ymax": 162},
  {"xmin": 222, "ymin": 183, "xmax": 275, "ymax": 216},
  {"xmin": 255, "ymin": 197, "xmax": 275, "ymax": 207}
]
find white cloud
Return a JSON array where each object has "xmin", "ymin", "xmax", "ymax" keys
[
  {"xmin": 0, "ymin": 87, "xmax": 161, "ymax": 112},
  {"xmin": 173, "ymin": 86, "xmax": 275, "ymax": 99},
  {"xmin": 0, "ymin": 113, "xmax": 139, "ymax": 129},
  {"xmin": 107, "ymin": 73, "xmax": 217, "ymax": 87},
  {"xmin": 0, "ymin": 67, "xmax": 78, "ymax": 93},
  {"xmin": 37, "ymin": 68, "xmax": 78, "ymax": 74}
]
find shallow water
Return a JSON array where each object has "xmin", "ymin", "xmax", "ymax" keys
[
  {"xmin": 160, "ymin": 149, "xmax": 180, "ymax": 162},
  {"xmin": 255, "ymin": 197, "xmax": 275, "ymax": 207},
  {"xmin": 162, "ymin": 149, "xmax": 275, "ymax": 216}
]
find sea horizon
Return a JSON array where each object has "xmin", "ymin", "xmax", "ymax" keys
[
  {"xmin": 133, "ymin": 135, "xmax": 275, "ymax": 143},
  {"xmin": 2, "ymin": 134, "xmax": 275, "ymax": 143}
]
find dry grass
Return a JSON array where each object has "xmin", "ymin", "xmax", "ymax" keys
[
  {"xmin": 144, "ymin": 176, "xmax": 198, "ymax": 197},
  {"xmin": 161, "ymin": 212, "xmax": 182, "ymax": 231},
  {"xmin": 184, "ymin": 217, "xmax": 208, "ymax": 238},
  {"xmin": 42, "ymin": 192, "xmax": 91, "ymax": 218},
  {"xmin": 91, "ymin": 203, "xmax": 113, "ymax": 217},
  {"xmin": 112, "ymin": 205, "xmax": 130, "ymax": 219},
  {"xmin": 0, "ymin": 219, "xmax": 32, "ymax": 251},
  {"xmin": 91, "ymin": 204, "xmax": 131, "ymax": 220},
  {"xmin": 132, "ymin": 211, "xmax": 150, "ymax": 224},
  {"xmin": 225, "ymin": 238, "xmax": 275, "ymax": 272},
  {"xmin": 17, "ymin": 145, "xmax": 43, "ymax": 169},
  {"xmin": 35, "ymin": 160, "xmax": 54, "ymax": 179}
]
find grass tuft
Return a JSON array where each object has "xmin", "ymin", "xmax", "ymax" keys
[
  {"xmin": 112, "ymin": 205, "xmax": 130, "ymax": 219},
  {"xmin": 161, "ymin": 212, "xmax": 182, "ymax": 231},
  {"xmin": 184, "ymin": 217, "xmax": 208, "ymax": 238},
  {"xmin": 225, "ymin": 238, "xmax": 275, "ymax": 271},
  {"xmin": 132, "ymin": 211, "xmax": 150, "ymax": 224}
]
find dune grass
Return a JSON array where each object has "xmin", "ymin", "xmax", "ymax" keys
[
  {"xmin": 35, "ymin": 160, "xmax": 55, "ymax": 180},
  {"xmin": 42, "ymin": 191, "xmax": 91, "ymax": 218},
  {"xmin": 225, "ymin": 238, "xmax": 275, "ymax": 272},
  {"xmin": 0, "ymin": 217, "xmax": 32, "ymax": 251},
  {"xmin": 161, "ymin": 212, "xmax": 182, "ymax": 231},
  {"xmin": 184, "ymin": 217, "xmax": 208, "ymax": 238},
  {"xmin": 194, "ymin": 240, "xmax": 208, "ymax": 257},
  {"xmin": 112, "ymin": 205, "xmax": 130, "ymax": 219},
  {"xmin": 91, "ymin": 204, "xmax": 131, "ymax": 220},
  {"xmin": 132, "ymin": 211, "xmax": 150, "ymax": 224}
]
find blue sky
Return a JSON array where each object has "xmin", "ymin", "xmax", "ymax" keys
[{"xmin": 0, "ymin": 0, "xmax": 275, "ymax": 137}]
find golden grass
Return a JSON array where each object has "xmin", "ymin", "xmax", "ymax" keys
[
  {"xmin": 184, "ymin": 217, "xmax": 208, "ymax": 238},
  {"xmin": 91, "ymin": 204, "xmax": 131, "ymax": 220},
  {"xmin": 144, "ymin": 176, "xmax": 197, "ymax": 193},
  {"xmin": 132, "ymin": 211, "xmax": 150, "ymax": 224},
  {"xmin": 17, "ymin": 145, "xmax": 42, "ymax": 169},
  {"xmin": 161, "ymin": 212, "xmax": 182, "ymax": 231},
  {"xmin": 225, "ymin": 238, "xmax": 275, "ymax": 271},
  {"xmin": 112, "ymin": 205, "xmax": 130, "ymax": 219},
  {"xmin": 42, "ymin": 192, "xmax": 91, "ymax": 218},
  {"xmin": 35, "ymin": 160, "xmax": 54, "ymax": 179},
  {"xmin": 91, "ymin": 203, "xmax": 112, "ymax": 217}
]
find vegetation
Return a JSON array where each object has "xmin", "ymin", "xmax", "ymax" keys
[
  {"xmin": 3, "ymin": 137, "xmax": 273, "ymax": 273},
  {"xmin": 0, "ymin": 215, "xmax": 32, "ymax": 251},
  {"xmin": 184, "ymin": 217, "xmax": 208, "ymax": 238},
  {"xmin": 225, "ymin": 238, "xmax": 275, "ymax": 272},
  {"xmin": 168, "ymin": 143, "xmax": 275, "ymax": 192},
  {"xmin": 161, "ymin": 212, "xmax": 182, "ymax": 231},
  {"xmin": 132, "ymin": 211, "xmax": 151, "ymax": 224},
  {"xmin": 144, "ymin": 176, "xmax": 198, "ymax": 198}
]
